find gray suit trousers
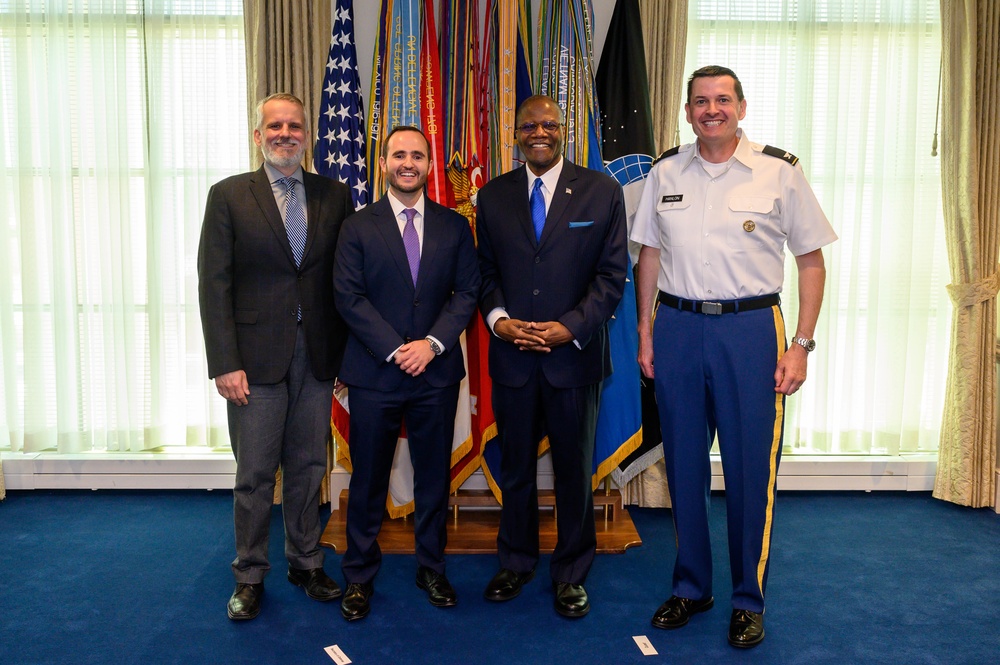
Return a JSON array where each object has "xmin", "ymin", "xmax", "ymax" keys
[{"xmin": 227, "ymin": 325, "xmax": 334, "ymax": 583}]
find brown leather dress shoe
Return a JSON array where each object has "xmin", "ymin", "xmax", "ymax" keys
[
  {"xmin": 651, "ymin": 595, "xmax": 714, "ymax": 629},
  {"xmin": 287, "ymin": 566, "xmax": 341, "ymax": 601},
  {"xmin": 728, "ymin": 609, "xmax": 765, "ymax": 648},
  {"xmin": 416, "ymin": 566, "xmax": 457, "ymax": 607},
  {"xmin": 227, "ymin": 582, "xmax": 263, "ymax": 621},
  {"xmin": 340, "ymin": 582, "xmax": 374, "ymax": 621},
  {"xmin": 483, "ymin": 568, "xmax": 535, "ymax": 602},
  {"xmin": 553, "ymin": 582, "xmax": 590, "ymax": 618}
]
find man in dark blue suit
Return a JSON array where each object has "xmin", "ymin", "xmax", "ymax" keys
[
  {"xmin": 334, "ymin": 126, "xmax": 480, "ymax": 621},
  {"xmin": 198, "ymin": 93, "xmax": 353, "ymax": 621},
  {"xmin": 476, "ymin": 95, "xmax": 628, "ymax": 618}
]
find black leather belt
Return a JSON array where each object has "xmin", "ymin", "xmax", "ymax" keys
[{"xmin": 657, "ymin": 291, "xmax": 780, "ymax": 315}]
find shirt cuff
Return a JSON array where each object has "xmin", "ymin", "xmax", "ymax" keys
[
  {"xmin": 486, "ymin": 307, "xmax": 509, "ymax": 336},
  {"xmin": 386, "ymin": 344, "xmax": 403, "ymax": 362}
]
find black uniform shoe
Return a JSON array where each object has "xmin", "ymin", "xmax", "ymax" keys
[
  {"xmin": 651, "ymin": 595, "xmax": 714, "ymax": 629},
  {"xmin": 728, "ymin": 609, "xmax": 765, "ymax": 648}
]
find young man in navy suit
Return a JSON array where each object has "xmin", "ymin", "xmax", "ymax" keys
[
  {"xmin": 198, "ymin": 93, "xmax": 354, "ymax": 621},
  {"xmin": 333, "ymin": 126, "xmax": 480, "ymax": 621},
  {"xmin": 476, "ymin": 95, "xmax": 628, "ymax": 618}
]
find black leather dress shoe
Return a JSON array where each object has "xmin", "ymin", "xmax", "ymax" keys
[
  {"xmin": 227, "ymin": 582, "xmax": 263, "ymax": 621},
  {"xmin": 553, "ymin": 582, "xmax": 590, "ymax": 618},
  {"xmin": 728, "ymin": 609, "xmax": 765, "ymax": 648},
  {"xmin": 416, "ymin": 566, "xmax": 457, "ymax": 607},
  {"xmin": 288, "ymin": 567, "xmax": 342, "ymax": 601},
  {"xmin": 340, "ymin": 582, "xmax": 374, "ymax": 621},
  {"xmin": 651, "ymin": 595, "xmax": 714, "ymax": 629},
  {"xmin": 483, "ymin": 568, "xmax": 535, "ymax": 602}
]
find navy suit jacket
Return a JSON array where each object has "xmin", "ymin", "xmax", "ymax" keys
[
  {"xmin": 333, "ymin": 195, "xmax": 480, "ymax": 391},
  {"xmin": 476, "ymin": 159, "xmax": 628, "ymax": 389},
  {"xmin": 197, "ymin": 167, "xmax": 353, "ymax": 384}
]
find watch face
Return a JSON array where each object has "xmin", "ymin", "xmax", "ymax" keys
[{"xmin": 796, "ymin": 337, "xmax": 816, "ymax": 352}]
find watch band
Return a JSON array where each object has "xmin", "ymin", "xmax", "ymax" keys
[
  {"xmin": 425, "ymin": 337, "xmax": 443, "ymax": 355},
  {"xmin": 792, "ymin": 336, "xmax": 816, "ymax": 352}
]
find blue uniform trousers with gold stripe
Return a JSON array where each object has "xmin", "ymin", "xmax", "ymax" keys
[{"xmin": 651, "ymin": 300, "xmax": 786, "ymax": 614}]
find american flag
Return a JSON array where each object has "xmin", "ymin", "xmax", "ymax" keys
[{"xmin": 314, "ymin": 0, "xmax": 369, "ymax": 210}]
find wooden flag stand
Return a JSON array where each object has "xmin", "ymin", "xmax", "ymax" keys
[{"xmin": 320, "ymin": 486, "xmax": 642, "ymax": 554}]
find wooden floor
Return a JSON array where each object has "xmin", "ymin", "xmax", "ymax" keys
[{"xmin": 320, "ymin": 489, "xmax": 643, "ymax": 554}]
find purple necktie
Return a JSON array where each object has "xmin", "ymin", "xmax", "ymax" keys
[{"xmin": 402, "ymin": 208, "xmax": 420, "ymax": 285}]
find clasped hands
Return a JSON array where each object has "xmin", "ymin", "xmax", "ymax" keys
[
  {"xmin": 394, "ymin": 339, "xmax": 436, "ymax": 376},
  {"xmin": 495, "ymin": 317, "xmax": 572, "ymax": 352}
]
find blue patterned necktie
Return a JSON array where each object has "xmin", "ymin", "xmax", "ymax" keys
[
  {"xmin": 530, "ymin": 177, "xmax": 545, "ymax": 242},
  {"xmin": 279, "ymin": 176, "xmax": 306, "ymax": 320},
  {"xmin": 402, "ymin": 208, "xmax": 420, "ymax": 285},
  {"xmin": 279, "ymin": 176, "xmax": 307, "ymax": 267}
]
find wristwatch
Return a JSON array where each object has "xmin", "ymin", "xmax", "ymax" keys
[
  {"xmin": 425, "ymin": 337, "xmax": 443, "ymax": 355},
  {"xmin": 792, "ymin": 337, "xmax": 816, "ymax": 352}
]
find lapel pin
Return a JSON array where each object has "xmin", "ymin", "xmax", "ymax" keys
[{"xmin": 565, "ymin": 188, "xmax": 572, "ymax": 195}]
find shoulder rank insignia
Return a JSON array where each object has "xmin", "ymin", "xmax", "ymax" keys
[
  {"xmin": 652, "ymin": 146, "xmax": 681, "ymax": 165},
  {"xmin": 762, "ymin": 145, "xmax": 799, "ymax": 166}
]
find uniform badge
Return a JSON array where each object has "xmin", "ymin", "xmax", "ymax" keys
[{"xmin": 743, "ymin": 220, "xmax": 756, "ymax": 232}]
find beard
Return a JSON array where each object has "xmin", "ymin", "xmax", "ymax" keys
[
  {"xmin": 261, "ymin": 140, "xmax": 306, "ymax": 170},
  {"xmin": 385, "ymin": 169, "xmax": 426, "ymax": 194}
]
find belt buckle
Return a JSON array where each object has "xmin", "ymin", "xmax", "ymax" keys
[{"xmin": 700, "ymin": 301, "xmax": 723, "ymax": 315}]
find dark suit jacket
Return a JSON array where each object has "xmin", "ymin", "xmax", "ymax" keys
[
  {"xmin": 197, "ymin": 166, "xmax": 353, "ymax": 384},
  {"xmin": 333, "ymin": 195, "xmax": 480, "ymax": 392},
  {"xmin": 476, "ymin": 159, "xmax": 628, "ymax": 389}
]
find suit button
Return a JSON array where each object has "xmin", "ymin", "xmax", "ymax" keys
[
  {"xmin": 534, "ymin": 256, "xmax": 541, "ymax": 264},
  {"xmin": 413, "ymin": 300, "xmax": 420, "ymax": 306},
  {"xmin": 533, "ymin": 289, "xmax": 540, "ymax": 296}
]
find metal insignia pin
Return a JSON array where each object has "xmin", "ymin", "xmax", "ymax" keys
[
  {"xmin": 743, "ymin": 220, "xmax": 756, "ymax": 232},
  {"xmin": 565, "ymin": 188, "xmax": 572, "ymax": 195}
]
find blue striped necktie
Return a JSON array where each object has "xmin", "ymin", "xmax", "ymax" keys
[
  {"xmin": 279, "ymin": 176, "xmax": 307, "ymax": 267},
  {"xmin": 279, "ymin": 176, "xmax": 306, "ymax": 320},
  {"xmin": 530, "ymin": 177, "xmax": 545, "ymax": 241}
]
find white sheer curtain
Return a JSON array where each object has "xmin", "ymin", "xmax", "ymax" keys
[
  {"xmin": 0, "ymin": 0, "xmax": 247, "ymax": 453},
  {"xmin": 684, "ymin": 0, "xmax": 948, "ymax": 455}
]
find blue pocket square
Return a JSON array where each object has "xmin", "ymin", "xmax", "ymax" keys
[{"xmin": 568, "ymin": 220, "xmax": 594, "ymax": 228}]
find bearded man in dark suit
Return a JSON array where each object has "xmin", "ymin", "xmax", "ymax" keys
[
  {"xmin": 198, "ymin": 92, "xmax": 353, "ymax": 621},
  {"xmin": 476, "ymin": 95, "xmax": 628, "ymax": 618}
]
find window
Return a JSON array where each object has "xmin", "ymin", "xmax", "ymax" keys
[{"xmin": 0, "ymin": 0, "xmax": 247, "ymax": 452}]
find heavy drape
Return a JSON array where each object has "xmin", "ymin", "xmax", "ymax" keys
[{"xmin": 934, "ymin": 0, "xmax": 1000, "ymax": 508}]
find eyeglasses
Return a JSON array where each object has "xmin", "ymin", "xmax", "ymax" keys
[{"xmin": 516, "ymin": 121, "xmax": 562, "ymax": 134}]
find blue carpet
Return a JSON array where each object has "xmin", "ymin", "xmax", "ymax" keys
[{"xmin": 1, "ymin": 490, "xmax": 997, "ymax": 664}]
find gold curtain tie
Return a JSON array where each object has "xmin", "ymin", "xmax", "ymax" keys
[{"xmin": 945, "ymin": 264, "xmax": 1000, "ymax": 307}]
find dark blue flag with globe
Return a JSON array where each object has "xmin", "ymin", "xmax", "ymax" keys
[{"xmin": 596, "ymin": 0, "xmax": 663, "ymax": 485}]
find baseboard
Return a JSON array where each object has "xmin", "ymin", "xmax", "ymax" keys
[{"xmin": 3, "ymin": 451, "xmax": 940, "ymax": 504}]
